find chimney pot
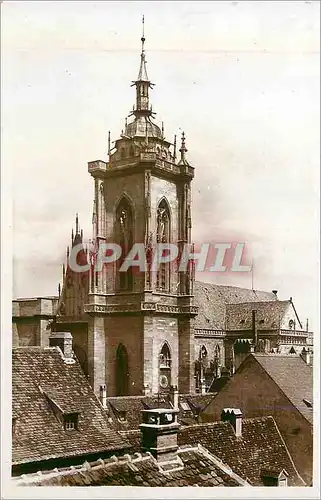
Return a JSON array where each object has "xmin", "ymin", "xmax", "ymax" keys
[
  {"xmin": 140, "ymin": 408, "xmax": 180, "ymax": 463},
  {"xmin": 100, "ymin": 384, "xmax": 107, "ymax": 408},
  {"xmin": 170, "ymin": 385, "xmax": 179, "ymax": 409},
  {"xmin": 221, "ymin": 408, "xmax": 243, "ymax": 437},
  {"xmin": 272, "ymin": 290, "xmax": 278, "ymax": 296},
  {"xmin": 49, "ymin": 331, "xmax": 73, "ymax": 359}
]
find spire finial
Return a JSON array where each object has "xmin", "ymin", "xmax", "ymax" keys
[
  {"xmin": 141, "ymin": 15, "xmax": 145, "ymax": 52},
  {"xmin": 108, "ymin": 131, "xmax": 111, "ymax": 157},
  {"xmin": 179, "ymin": 131, "xmax": 188, "ymax": 161},
  {"xmin": 76, "ymin": 213, "xmax": 79, "ymax": 234},
  {"xmin": 173, "ymin": 134, "xmax": 177, "ymax": 161}
]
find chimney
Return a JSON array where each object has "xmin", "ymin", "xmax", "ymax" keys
[
  {"xmin": 49, "ymin": 331, "xmax": 73, "ymax": 360},
  {"xmin": 272, "ymin": 290, "xmax": 278, "ymax": 297},
  {"xmin": 170, "ymin": 385, "xmax": 179, "ymax": 409},
  {"xmin": 200, "ymin": 379, "xmax": 207, "ymax": 394},
  {"xmin": 301, "ymin": 347, "xmax": 311, "ymax": 365},
  {"xmin": 221, "ymin": 408, "xmax": 242, "ymax": 437},
  {"xmin": 140, "ymin": 408, "xmax": 180, "ymax": 463},
  {"xmin": 100, "ymin": 384, "xmax": 107, "ymax": 408},
  {"xmin": 252, "ymin": 310, "xmax": 258, "ymax": 348}
]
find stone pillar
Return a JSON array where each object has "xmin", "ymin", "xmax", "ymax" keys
[
  {"xmin": 87, "ymin": 315, "xmax": 106, "ymax": 397},
  {"xmin": 178, "ymin": 317, "xmax": 194, "ymax": 394},
  {"xmin": 143, "ymin": 314, "xmax": 154, "ymax": 395}
]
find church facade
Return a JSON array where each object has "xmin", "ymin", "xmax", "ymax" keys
[{"xmin": 12, "ymin": 29, "xmax": 311, "ymax": 398}]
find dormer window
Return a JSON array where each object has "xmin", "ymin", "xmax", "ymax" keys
[
  {"xmin": 63, "ymin": 413, "xmax": 78, "ymax": 431},
  {"xmin": 118, "ymin": 411, "xmax": 127, "ymax": 423},
  {"xmin": 261, "ymin": 468, "xmax": 288, "ymax": 487}
]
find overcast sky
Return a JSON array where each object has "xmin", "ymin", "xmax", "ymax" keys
[{"xmin": 2, "ymin": 1, "xmax": 320, "ymax": 332}]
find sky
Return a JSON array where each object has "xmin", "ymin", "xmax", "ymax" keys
[{"xmin": 2, "ymin": 1, "xmax": 320, "ymax": 332}]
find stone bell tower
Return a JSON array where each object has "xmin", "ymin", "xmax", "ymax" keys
[{"xmin": 84, "ymin": 19, "xmax": 198, "ymax": 397}]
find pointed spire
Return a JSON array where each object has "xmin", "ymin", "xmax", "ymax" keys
[
  {"xmin": 173, "ymin": 134, "xmax": 177, "ymax": 161},
  {"xmin": 71, "ymin": 228, "xmax": 74, "ymax": 242},
  {"xmin": 161, "ymin": 121, "xmax": 164, "ymax": 138},
  {"xmin": 63, "ymin": 263, "xmax": 65, "ymax": 276},
  {"xmin": 179, "ymin": 131, "xmax": 188, "ymax": 162},
  {"xmin": 67, "ymin": 246, "xmax": 70, "ymax": 259},
  {"xmin": 58, "ymin": 283, "xmax": 61, "ymax": 297},
  {"xmin": 81, "ymin": 229, "xmax": 83, "ymax": 241},
  {"xmin": 108, "ymin": 130, "xmax": 111, "ymax": 157},
  {"xmin": 137, "ymin": 15, "xmax": 148, "ymax": 81},
  {"xmin": 76, "ymin": 213, "xmax": 79, "ymax": 234}
]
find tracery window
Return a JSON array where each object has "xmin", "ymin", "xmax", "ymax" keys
[
  {"xmin": 156, "ymin": 199, "xmax": 170, "ymax": 292},
  {"xmin": 115, "ymin": 197, "xmax": 133, "ymax": 291}
]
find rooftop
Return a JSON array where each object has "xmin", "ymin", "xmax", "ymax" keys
[
  {"xmin": 12, "ymin": 347, "xmax": 129, "ymax": 468},
  {"xmin": 121, "ymin": 416, "xmax": 305, "ymax": 486},
  {"xmin": 252, "ymin": 353, "xmax": 313, "ymax": 424},
  {"xmin": 194, "ymin": 281, "xmax": 277, "ymax": 330},
  {"xmin": 13, "ymin": 445, "xmax": 248, "ymax": 487}
]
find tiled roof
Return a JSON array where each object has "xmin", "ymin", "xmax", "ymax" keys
[
  {"xmin": 120, "ymin": 417, "xmax": 304, "ymax": 486},
  {"xmin": 252, "ymin": 354, "xmax": 313, "ymax": 424},
  {"xmin": 107, "ymin": 393, "xmax": 215, "ymax": 430},
  {"xmin": 226, "ymin": 301, "xmax": 290, "ymax": 331},
  {"xmin": 194, "ymin": 281, "xmax": 277, "ymax": 329},
  {"xmin": 107, "ymin": 395, "xmax": 173, "ymax": 430},
  {"xmin": 178, "ymin": 418, "xmax": 304, "ymax": 486},
  {"xmin": 12, "ymin": 347, "xmax": 129, "ymax": 466},
  {"xmin": 13, "ymin": 446, "xmax": 248, "ymax": 487}
]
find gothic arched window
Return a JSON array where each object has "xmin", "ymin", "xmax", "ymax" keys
[
  {"xmin": 159, "ymin": 342, "xmax": 171, "ymax": 368},
  {"xmin": 115, "ymin": 197, "xmax": 133, "ymax": 291},
  {"xmin": 116, "ymin": 344, "xmax": 129, "ymax": 396},
  {"xmin": 159, "ymin": 342, "xmax": 171, "ymax": 392},
  {"xmin": 156, "ymin": 199, "xmax": 170, "ymax": 292}
]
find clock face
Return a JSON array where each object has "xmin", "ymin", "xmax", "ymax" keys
[{"xmin": 159, "ymin": 374, "xmax": 168, "ymax": 389}]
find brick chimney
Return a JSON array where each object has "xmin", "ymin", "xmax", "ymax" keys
[
  {"xmin": 140, "ymin": 408, "xmax": 180, "ymax": 463},
  {"xmin": 170, "ymin": 385, "xmax": 179, "ymax": 409},
  {"xmin": 100, "ymin": 384, "xmax": 107, "ymax": 408},
  {"xmin": 221, "ymin": 408, "xmax": 242, "ymax": 437},
  {"xmin": 49, "ymin": 331, "xmax": 73, "ymax": 360},
  {"xmin": 301, "ymin": 347, "xmax": 311, "ymax": 365}
]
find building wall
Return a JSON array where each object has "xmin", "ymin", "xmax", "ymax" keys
[
  {"xmin": 202, "ymin": 355, "xmax": 313, "ymax": 484},
  {"xmin": 143, "ymin": 314, "xmax": 179, "ymax": 394},
  {"xmin": 12, "ymin": 319, "xmax": 39, "ymax": 346},
  {"xmin": 105, "ymin": 314, "xmax": 144, "ymax": 396}
]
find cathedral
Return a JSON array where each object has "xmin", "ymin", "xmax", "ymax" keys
[{"xmin": 12, "ymin": 27, "xmax": 311, "ymax": 398}]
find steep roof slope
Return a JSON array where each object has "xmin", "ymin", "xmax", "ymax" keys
[
  {"xmin": 12, "ymin": 347, "xmax": 129, "ymax": 466},
  {"xmin": 253, "ymin": 354, "xmax": 313, "ymax": 424},
  {"xmin": 13, "ymin": 447, "xmax": 248, "ymax": 487},
  {"xmin": 194, "ymin": 281, "xmax": 277, "ymax": 329},
  {"xmin": 120, "ymin": 417, "xmax": 304, "ymax": 486},
  {"xmin": 226, "ymin": 300, "xmax": 290, "ymax": 330}
]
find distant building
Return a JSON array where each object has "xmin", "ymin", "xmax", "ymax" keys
[{"xmin": 201, "ymin": 352, "xmax": 313, "ymax": 485}]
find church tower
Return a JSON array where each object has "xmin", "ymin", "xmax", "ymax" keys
[{"xmin": 84, "ymin": 20, "xmax": 198, "ymax": 397}]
